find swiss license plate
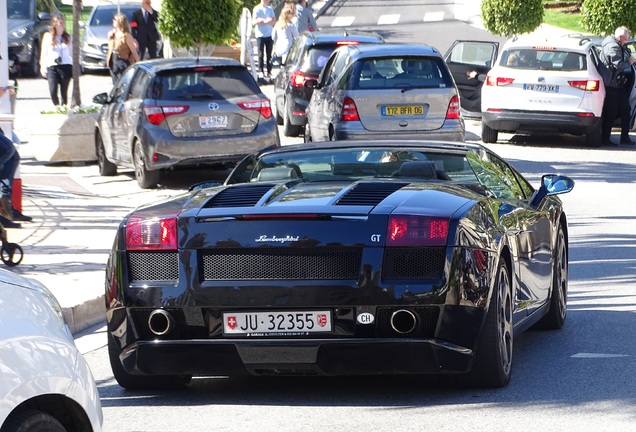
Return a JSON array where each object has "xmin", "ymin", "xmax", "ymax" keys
[
  {"xmin": 199, "ymin": 115, "xmax": 228, "ymax": 128},
  {"xmin": 381, "ymin": 105, "xmax": 424, "ymax": 116},
  {"xmin": 523, "ymin": 84, "xmax": 559, "ymax": 93},
  {"xmin": 223, "ymin": 311, "xmax": 332, "ymax": 336}
]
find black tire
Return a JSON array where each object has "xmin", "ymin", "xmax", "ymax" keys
[
  {"xmin": 108, "ymin": 334, "xmax": 191, "ymax": 390},
  {"xmin": 481, "ymin": 121, "xmax": 499, "ymax": 144},
  {"xmin": 283, "ymin": 101, "xmax": 302, "ymax": 137},
  {"xmin": 468, "ymin": 258, "xmax": 513, "ymax": 388},
  {"xmin": 96, "ymin": 132, "xmax": 117, "ymax": 176},
  {"xmin": 2, "ymin": 410, "xmax": 65, "ymax": 432},
  {"xmin": 585, "ymin": 127, "xmax": 602, "ymax": 147},
  {"xmin": 275, "ymin": 101, "xmax": 284, "ymax": 126},
  {"xmin": 534, "ymin": 224, "xmax": 568, "ymax": 330},
  {"xmin": 133, "ymin": 142, "xmax": 160, "ymax": 189},
  {"xmin": 304, "ymin": 122, "xmax": 313, "ymax": 143},
  {"xmin": 1, "ymin": 242, "xmax": 24, "ymax": 266},
  {"xmin": 25, "ymin": 42, "xmax": 40, "ymax": 78}
]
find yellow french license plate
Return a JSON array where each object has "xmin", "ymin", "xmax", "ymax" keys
[{"xmin": 382, "ymin": 105, "xmax": 424, "ymax": 116}]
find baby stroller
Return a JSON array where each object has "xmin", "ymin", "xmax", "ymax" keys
[{"xmin": 0, "ymin": 223, "xmax": 23, "ymax": 266}]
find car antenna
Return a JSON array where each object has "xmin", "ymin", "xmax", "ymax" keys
[{"xmin": 343, "ymin": 31, "xmax": 349, "ymax": 37}]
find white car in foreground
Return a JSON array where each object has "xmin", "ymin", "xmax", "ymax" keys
[
  {"xmin": 481, "ymin": 34, "xmax": 615, "ymax": 147},
  {"xmin": 0, "ymin": 270, "xmax": 103, "ymax": 432}
]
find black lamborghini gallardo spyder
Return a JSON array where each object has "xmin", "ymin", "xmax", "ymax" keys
[{"xmin": 105, "ymin": 140, "xmax": 574, "ymax": 389}]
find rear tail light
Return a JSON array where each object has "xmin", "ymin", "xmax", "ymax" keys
[
  {"xmin": 144, "ymin": 105, "xmax": 189, "ymax": 125},
  {"xmin": 446, "ymin": 95, "xmax": 460, "ymax": 119},
  {"xmin": 237, "ymin": 99, "xmax": 272, "ymax": 118},
  {"xmin": 486, "ymin": 76, "xmax": 515, "ymax": 86},
  {"xmin": 126, "ymin": 216, "xmax": 178, "ymax": 250},
  {"xmin": 568, "ymin": 80, "xmax": 600, "ymax": 91},
  {"xmin": 341, "ymin": 97, "xmax": 360, "ymax": 121},
  {"xmin": 386, "ymin": 215, "xmax": 449, "ymax": 246},
  {"xmin": 290, "ymin": 70, "xmax": 317, "ymax": 87}
]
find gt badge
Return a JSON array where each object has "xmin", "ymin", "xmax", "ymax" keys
[
  {"xmin": 357, "ymin": 312, "xmax": 375, "ymax": 324},
  {"xmin": 226, "ymin": 316, "xmax": 237, "ymax": 330},
  {"xmin": 371, "ymin": 234, "xmax": 381, "ymax": 242},
  {"xmin": 208, "ymin": 102, "xmax": 220, "ymax": 110}
]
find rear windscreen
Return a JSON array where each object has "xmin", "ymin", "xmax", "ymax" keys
[
  {"xmin": 351, "ymin": 57, "xmax": 454, "ymax": 90},
  {"xmin": 303, "ymin": 45, "xmax": 337, "ymax": 74},
  {"xmin": 152, "ymin": 66, "xmax": 261, "ymax": 100},
  {"xmin": 500, "ymin": 49, "xmax": 587, "ymax": 71}
]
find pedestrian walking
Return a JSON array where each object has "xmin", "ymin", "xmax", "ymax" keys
[
  {"xmin": 601, "ymin": 26, "xmax": 635, "ymax": 146},
  {"xmin": 272, "ymin": 7, "xmax": 299, "ymax": 66},
  {"xmin": 106, "ymin": 14, "xmax": 141, "ymax": 84},
  {"xmin": 253, "ymin": 0, "xmax": 276, "ymax": 78},
  {"xmin": 131, "ymin": 0, "xmax": 160, "ymax": 60},
  {"xmin": 294, "ymin": 0, "xmax": 318, "ymax": 33},
  {"xmin": 39, "ymin": 16, "xmax": 73, "ymax": 107}
]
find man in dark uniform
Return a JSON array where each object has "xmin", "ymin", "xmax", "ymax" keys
[{"xmin": 131, "ymin": 0, "xmax": 160, "ymax": 60}]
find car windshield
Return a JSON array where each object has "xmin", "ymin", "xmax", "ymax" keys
[
  {"xmin": 352, "ymin": 57, "xmax": 454, "ymax": 90},
  {"xmin": 501, "ymin": 49, "xmax": 587, "ymax": 71},
  {"xmin": 7, "ymin": 0, "xmax": 34, "ymax": 19},
  {"xmin": 153, "ymin": 66, "xmax": 261, "ymax": 100},
  {"xmin": 229, "ymin": 147, "xmax": 481, "ymax": 184},
  {"xmin": 89, "ymin": 5, "xmax": 138, "ymax": 26}
]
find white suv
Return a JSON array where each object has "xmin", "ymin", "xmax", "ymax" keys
[{"xmin": 481, "ymin": 34, "xmax": 626, "ymax": 147}]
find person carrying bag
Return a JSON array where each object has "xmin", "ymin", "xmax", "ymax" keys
[{"xmin": 106, "ymin": 13, "xmax": 141, "ymax": 84}]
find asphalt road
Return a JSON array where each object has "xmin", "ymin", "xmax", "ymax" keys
[{"xmin": 11, "ymin": 1, "xmax": 636, "ymax": 429}]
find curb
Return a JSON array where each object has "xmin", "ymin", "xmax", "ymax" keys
[{"xmin": 63, "ymin": 296, "xmax": 106, "ymax": 335}]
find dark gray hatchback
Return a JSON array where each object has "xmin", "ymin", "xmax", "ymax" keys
[{"xmin": 93, "ymin": 58, "xmax": 280, "ymax": 189}]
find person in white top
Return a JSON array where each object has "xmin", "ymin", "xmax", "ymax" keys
[
  {"xmin": 39, "ymin": 16, "xmax": 73, "ymax": 106},
  {"xmin": 272, "ymin": 7, "xmax": 299, "ymax": 65}
]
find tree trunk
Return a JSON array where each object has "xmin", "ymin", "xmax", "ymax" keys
[{"xmin": 71, "ymin": 0, "xmax": 82, "ymax": 107}]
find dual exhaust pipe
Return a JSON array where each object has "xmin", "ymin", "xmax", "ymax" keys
[
  {"xmin": 148, "ymin": 309, "xmax": 174, "ymax": 336},
  {"xmin": 390, "ymin": 309, "xmax": 418, "ymax": 335},
  {"xmin": 148, "ymin": 308, "xmax": 418, "ymax": 336}
]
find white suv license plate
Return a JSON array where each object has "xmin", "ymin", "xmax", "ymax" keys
[
  {"xmin": 223, "ymin": 311, "xmax": 332, "ymax": 336},
  {"xmin": 199, "ymin": 115, "xmax": 228, "ymax": 128},
  {"xmin": 523, "ymin": 84, "xmax": 559, "ymax": 93}
]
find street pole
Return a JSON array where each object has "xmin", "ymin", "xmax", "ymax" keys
[{"xmin": 0, "ymin": 1, "xmax": 14, "ymax": 138}]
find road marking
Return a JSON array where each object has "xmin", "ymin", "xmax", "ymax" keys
[
  {"xmin": 331, "ymin": 16, "xmax": 355, "ymax": 27},
  {"xmin": 377, "ymin": 14, "xmax": 400, "ymax": 25},
  {"xmin": 423, "ymin": 11, "xmax": 445, "ymax": 22},
  {"xmin": 571, "ymin": 353, "xmax": 630, "ymax": 358}
]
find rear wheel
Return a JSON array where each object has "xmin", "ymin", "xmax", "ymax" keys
[
  {"xmin": 275, "ymin": 101, "xmax": 284, "ymax": 125},
  {"xmin": 133, "ymin": 142, "xmax": 160, "ymax": 189},
  {"xmin": 96, "ymin": 132, "xmax": 117, "ymax": 176},
  {"xmin": 2, "ymin": 410, "xmax": 65, "ymax": 432},
  {"xmin": 535, "ymin": 224, "xmax": 568, "ymax": 329},
  {"xmin": 283, "ymin": 101, "xmax": 302, "ymax": 137},
  {"xmin": 468, "ymin": 258, "xmax": 513, "ymax": 387},
  {"xmin": 481, "ymin": 121, "xmax": 499, "ymax": 143},
  {"xmin": 585, "ymin": 127, "xmax": 602, "ymax": 147},
  {"xmin": 108, "ymin": 334, "xmax": 191, "ymax": 390}
]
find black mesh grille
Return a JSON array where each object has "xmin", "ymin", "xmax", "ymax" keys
[
  {"xmin": 201, "ymin": 248, "xmax": 362, "ymax": 280},
  {"xmin": 336, "ymin": 182, "xmax": 407, "ymax": 206},
  {"xmin": 204, "ymin": 184, "xmax": 273, "ymax": 208},
  {"xmin": 128, "ymin": 251, "xmax": 179, "ymax": 281},
  {"xmin": 375, "ymin": 307, "xmax": 440, "ymax": 337},
  {"xmin": 382, "ymin": 247, "xmax": 446, "ymax": 279}
]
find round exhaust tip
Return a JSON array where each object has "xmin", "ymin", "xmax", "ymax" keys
[
  {"xmin": 390, "ymin": 309, "xmax": 418, "ymax": 334},
  {"xmin": 148, "ymin": 309, "xmax": 174, "ymax": 336}
]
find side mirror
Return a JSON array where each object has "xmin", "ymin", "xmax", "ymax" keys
[
  {"xmin": 38, "ymin": 12, "xmax": 51, "ymax": 21},
  {"xmin": 304, "ymin": 78, "xmax": 319, "ymax": 89},
  {"xmin": 92, "ymin": 92, "xmax": 109, "ymax": 105},
  {"xmin": 530, "ymin": 174, "xmax": 574, "ymax": 207}
]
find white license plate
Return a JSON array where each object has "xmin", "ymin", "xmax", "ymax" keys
[
  {"xmin": 223, "ymin": 311, "xmax": 332, "ymax": 336},
  {"xmin": 199, "ymin": 115, "xmax": 228, "ymax": 128},
  {"xmin": 523, "ymin": 84, "xmax": 559, "ymax": 93}
]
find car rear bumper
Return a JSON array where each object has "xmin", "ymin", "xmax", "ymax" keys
[
  {"xmin": 81, "ymin": 51, "xmax": 108, "ymax": 70},
  {"xmin": 144, "ymin": 121, "xmax": 280, "ymax": 170},
  {"xmin": 334, "ymin": 119, "xmax": 466, "ymax": 142},
  {"xmin": 119, "ymin": 337, "xmax": 475, "ymax": 376},
  {"xmin": 482, "ymin": 110, "xmax": 602, "ymax": 135}
]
